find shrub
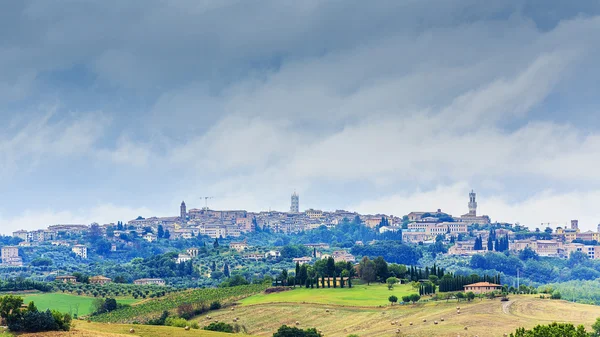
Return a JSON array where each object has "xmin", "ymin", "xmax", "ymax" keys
[
  {"xmin": 551, "ymin": 291, "xmax": 562, "ymax": 300},
  {"xmin": 209, "ymin": 301, "xmax": 221, "ymax": 310},
  {"xmin": 147, "ymin": 311, "xmax": 169, "ymax": 325},
  {"xmin": 190, "ymin": 322, "xmax": 199, "ymax": 329},
  {"xmin": 273, "ymin": 325, "xmax": 323, "ymax": 337},
  {"xmin": 177, "ymin": 303, "xmax": 194, "ymax": 320},
  {"xmin": 165, "ymin": 317, "xmax": 187, "ymax": 328},
  {"xmin": 204, "ymin": 322, "xmax": 234, "ymax": 333}
]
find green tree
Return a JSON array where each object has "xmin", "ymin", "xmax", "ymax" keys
[
  {"xmin": 409, "ymin": 294, "xmax": 421, "ymax": 304},
  {"xmin": 223, "ymin": 263, "xmax": 230, "ymax": 278},
  {"xmin": 373, "ymin": 256, "xmax": 389, "ymax": 282},
  {"xmin": 326, "ymin": 257, "xmax": 336, "ymax": 277},
  {"xmin": 273, "ymin": 325, "xmax": 323, "ymax": 337},
  {"xmin": 386, "ymin": 277, "xmax": 398, "ymax": 290},
  {"xmin": 466, "ymin": 292, "xmax": 475, "ymax": 301},
  {"xmin": 388, "ymin": 295, "xmax": 398, "ymax": 306},
  {"xmin": 510, "ymin": 322, "xmax": 587, "ymax": 337},
  {"xmin": 358, "ymin": 257, "xmax": 376, "ymax": 285},
  {"xmin": 592, "ymin": 317, "xmax": 600, "ymax": 336},
  {"xmin": 157, "ymin": 225, "xmax": 164, "ymax": 238},
  {"xmin": 401, "ymin": 295, "xmax": 410, "ymax": 303}
]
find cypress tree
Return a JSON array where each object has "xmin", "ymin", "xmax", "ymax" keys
[
  {"xmin": 348, "ymin": 277, "xmax": 352, "ymax": 288},
  {"xmin": 333, "ymin": 273, "xmax": 337, "ymax": 288}
]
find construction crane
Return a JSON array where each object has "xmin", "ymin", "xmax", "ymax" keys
[{"xmin": 200, "ymin": 196, "xmax": 214, "ymax": 210}]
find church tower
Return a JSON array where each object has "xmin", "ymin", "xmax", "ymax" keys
[
  {"xmin": 468, "ymin": 190, "xmax": 477, "ymax": 216},
  {"xmin": 180, "ymin": 201, "xmax": 187, "ymax": 222},
  {"xmin": 290, "ymin": 192, "xmax": 299, "ymax": 213}
]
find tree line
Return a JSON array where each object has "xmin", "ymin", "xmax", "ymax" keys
[{"xmin": 438, "ymin": 273, "xmax": 501, "ymax": 292}]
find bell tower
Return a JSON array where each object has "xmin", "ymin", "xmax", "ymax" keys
[
  {"xmin": 180, "ymin": 201, "xmax": 187, "ymax": 222},
  {"xmin": 468, "ymin": 190, "xmax": 477, "ymax": 216}
]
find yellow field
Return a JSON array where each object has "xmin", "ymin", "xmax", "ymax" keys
[
  {"xmin": 14, "ymin": 293, "xmax": 600, "ymax": 337},
  {"xmin": 206, "ymin": 295, "xmax": 600, "ymax": 337},
  {"xmin": 18, "ymin": 321, "xmax": 256, "ymax": 337}
]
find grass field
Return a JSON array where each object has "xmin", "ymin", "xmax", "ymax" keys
[
  {"xmin": 19, "ymin": 293, "xmax": 139, "ymax": 316},
  {"xmin": 16, "ymin": 321, "xmax": 257, "ymax": 337},
  {"xmin": 213, "ymin": 293, "xmax": 600, "ymax": 337},
  {"xmin": 239, "ymin": 283, "xmax": 417, "ymax": 307}
]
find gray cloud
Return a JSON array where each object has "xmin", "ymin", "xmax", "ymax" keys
[{"xmin": 1, "ymin": 1, "xmax": 600, "ymax": 232}]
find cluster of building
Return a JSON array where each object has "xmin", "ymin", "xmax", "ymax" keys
[
  {"xmin": 54, "ymin": 274, "xmax": 166, "ymax": 286},
  {"xmin": 402, "ymin": 191, "xmax": 489, "ymax": 243},
  {"xmin": 109, "ymin": 195, "xmax": 399, "ymax": 241},
  {"xmin": 448, "ymin": 219, "xmax": 600, "ymax": 259}
]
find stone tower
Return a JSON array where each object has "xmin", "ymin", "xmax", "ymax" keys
[
  {"xmin": 571, "ymin": 219, "xmax": 579, "ymax": 230},
  {"xmin": 180, "ymin": 201, "xmax": 187, "ymax": 222},
  {"xmin": 468, "ymin": 190, "xmax": 477, "ymax": 216},
  {"xmin": 290, "ymin": 192, "xmax": 299, "ymax": 213}
]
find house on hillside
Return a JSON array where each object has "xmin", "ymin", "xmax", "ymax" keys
[
  {"xmin": 134, "ymin": 278, "xmax": 166, "ymax": 286},
  {"xmin": 463, "ymin": 282, "xmax": 501, "ymax": 294},
  {"xmin": 55, "ymin": 275, "xmax": 77, "ymax": 283},
  {"xmin": 89, "ymin": 275, "xmax": 112, "ymax": 285}
]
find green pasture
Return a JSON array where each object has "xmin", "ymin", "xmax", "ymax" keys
[
  {"xmin": 239, "ymin": 283, "xmax": 417, "ymax": 307},
  {"xmin": 18, "ymin": 292, "xmax": 139, "ymax": 316}
]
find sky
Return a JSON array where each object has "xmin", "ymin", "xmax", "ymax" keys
[{"xmin": 2, "ymin": 1, "xmax": 600, "ymax": 233}]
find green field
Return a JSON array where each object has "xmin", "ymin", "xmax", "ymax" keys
[
  {"xmin": 213, "ymin": 295, "xmax": 600, "ymax": 336},
  {"xmin": 239, "ymin": 283, "xmax": 417, "ymax": 307},
  {"xmin": 19, "ymin": 293, "xmax": 139, "ymax": 316}
]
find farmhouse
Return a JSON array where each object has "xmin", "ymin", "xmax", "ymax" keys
[
  {"xmin": 134, "ymin": 278, "xmax": 166, "ymax": 286},
  {"xmin": 89, "ymin": 275, "xmax": 112, "ymax": 285},
  {"xmin": 55, "ymin": 275, "xmax": 77, "ymax": 283},
  {"xmin": 230, "ymin": 239, "xmax": 249, "ymax": 252},
  {"xmin": 292, "ymin": 257, "xmax": 312, "ymax": 264},
  {"xmin": 463, "ymin": 282, "xmax": 501, "ymax": 294}
]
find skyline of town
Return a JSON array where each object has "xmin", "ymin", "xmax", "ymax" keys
[{"xmin": 3, "ymin": 189, "xmax": 597, "ymax": 236}]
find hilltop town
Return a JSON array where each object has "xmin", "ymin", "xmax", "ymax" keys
[{"xmin": 3, "ymin": 190, "xmax": 599, "ymax": 274}]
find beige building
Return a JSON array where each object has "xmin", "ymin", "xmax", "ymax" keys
[
  {"xmin": 55, "ymin": 275, "xmax": 77, "ymax": 283},
  {"xmin": 464, "ymin": 282, "xmax": 501, "ymax": 294},
  {"xmin": 447, "ymin": 241, "xmax": 486, "ymax": 256},
  {"xmin": 1, "ymin": 246, "xmax": 23, "ymax": 266},
  {"xmin": 511, "ymin": 239, "xmax": 562, "ymax": 257},
  {"xmin": 72, "ymin": 244, "xmax": 88, "ymax": 259},
  {"xmin": 577, "ymin": 230, "xmax": 600, "ymax": 242},
  {"xmin": 229, "ymin": 239, "xmax": 249, "ymax": 252},
  {"xmin": 134, "ymin": 278, "xmax": 166, "ymax": 286},
  {"xmin": 293, "ymin": 257, "xmax": 312, "ymax": 265},
  {"xmin": 89, "ymin": 275, "xmax": 112, "ymax": 285},
  {"xmin": 402, "ymin": 230, "xmax": 432, "ymax": 243},
  {"xmin": 12, "ymin": 230, "xmax": 29, "ymax": 242},
  {"xmin": 305, "ymin": 209, "xmax": 324, "ymax": 219},
  {"xmin": 554, "ymin": 227, "xmax": 579, "ymax": 242}
]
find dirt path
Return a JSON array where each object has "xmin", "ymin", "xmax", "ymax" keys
[{"xmin": 502, "ymin": 300, "xmax": 513, "ymax": 314}]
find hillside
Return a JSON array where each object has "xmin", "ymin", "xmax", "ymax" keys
[
  {"xmin": 207, "ymin": 288, "xmax": 600, "ymax": 337},
  {"xmin": 17, "ymin": 321, "xmax": 257, "ymax": 337},
  {"xmin": 92, "ymin": 284, "xmax": 268, "ymax": 323}
]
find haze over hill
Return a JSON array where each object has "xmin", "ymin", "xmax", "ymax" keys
[{"xmin": 2, "ymin": 1, "xmax": 600, "ymax": 233}]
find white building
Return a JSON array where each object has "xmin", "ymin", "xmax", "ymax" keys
[
  {"xmin": 1, "ymin": 246, "xmax": 23, "ymax": 266},
  {"xmin": 176, "ymin": 254, "xmax": 192, "ymax": 264},
  {"xmin": 72, "ymin": 244, "xmax": 88, "ymax": 259}
]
